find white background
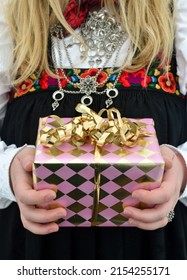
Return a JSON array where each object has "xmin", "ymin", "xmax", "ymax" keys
[{"xmin": 0, "ymin": 260, "xmax": 185, "ymax": 280}]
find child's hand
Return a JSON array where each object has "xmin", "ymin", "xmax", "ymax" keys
[
  {"xmin": 10, "ymin": 147, "xmax": 66, "ymax": 234},
  {"xmin": 123, "ymin": 146, "xmax": 186, "ymax": 230}
]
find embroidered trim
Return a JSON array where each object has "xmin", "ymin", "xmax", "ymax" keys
[{"xmin": 10, "ymin": 61, "xmax": 183, "ymax": 101}]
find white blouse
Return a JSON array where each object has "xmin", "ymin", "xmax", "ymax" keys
[{"xmin": 1, "ymin": 0, "xmax": 187, "ymax": 208}]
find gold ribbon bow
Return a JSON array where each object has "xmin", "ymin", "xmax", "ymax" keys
[
  {"xmin": 41, "ymin": 103, "xmax": 150, "ymax": 148},
  {"xmin": 40, "ymin": 104, "xmax": 151, "ymax": 225}
]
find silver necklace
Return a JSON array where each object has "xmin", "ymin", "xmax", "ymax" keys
[
  {"xmin": 50, "ymin": 9, "xmax": 130, "ymax": 111},
  {"xmin": 80, "ymin": 9, "xmax": 125, "ymax": 66}
]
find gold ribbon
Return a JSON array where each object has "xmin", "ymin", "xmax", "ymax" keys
[{"xmin": 40, "ymin": 104, "xmax": 151, "ymax": 225}]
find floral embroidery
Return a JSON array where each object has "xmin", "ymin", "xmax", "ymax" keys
[
  {"xmin": 39, "ymin": 72, "xmax": 49, "ymax": 89},
  {"xmin": 39, "ymin": 69, "xmax": 72, "ymax": 90},
  {"xmin": 11, "ymin": 61, "xmax": 182, "ymax": 100},
  {"xmin": 158, "ymin": 72, "xmax": 176, "ymax": 93},
  {"xmin": 118, "ymin": 68, "xmax": 152, "ymax": 88},
  {"xmin": 80, "ymin": 68, "xmax": 108, "ymax": 86},
  {"xmin": 16, "ymin": 79, "xmax": 34, "ymax": 97}
]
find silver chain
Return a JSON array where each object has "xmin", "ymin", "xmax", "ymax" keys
[
  {"xmin": 80, "ymin": 9, "xmax": 125, "ymax": 66},
  {"xmin": 51, "ymin": 24, "xmax": 126, "ymax": 87},
  {"xmin": 50, "ymin": 9, "xmax": 130, "ymax": 111}
]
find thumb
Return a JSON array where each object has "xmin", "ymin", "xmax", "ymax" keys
[
  {"xmin": 17, "ymin": 147, "xmax": 35, "ymax": 172},
  {"xmin": 160, "ymin": 146, "xmax": 175, "ymax": 170}
]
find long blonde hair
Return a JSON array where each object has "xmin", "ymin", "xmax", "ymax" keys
[{"xmin": 4, "ymin": 0, "xmax": 176, "ymax": 84}]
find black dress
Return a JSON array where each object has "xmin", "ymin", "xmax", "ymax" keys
[{"xmin": 1, "ymin": 56, "xmax": 187, "ymax": 260}]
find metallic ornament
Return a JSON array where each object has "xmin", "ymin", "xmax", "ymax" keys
[
  {"xmin": 52, "ymin": 90, "xmax": 64, "ymax": 111},
  {"xmin": 167, "ymin": 210, "xmax": 175, "ymax": 222}
]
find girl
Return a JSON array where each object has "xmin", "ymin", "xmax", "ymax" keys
[{"xmin": 0, "ymin": 0, "xmax": 187, "ymax": 259}]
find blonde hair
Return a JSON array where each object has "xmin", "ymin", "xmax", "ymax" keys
[{"xmin": 4, "ymin": 0, "xmax": 175, "ymax": 84}]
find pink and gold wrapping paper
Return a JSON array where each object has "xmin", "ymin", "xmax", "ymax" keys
[{"xmin": 33, "ymin": 105, "xmax": 165, "ymax": 227}]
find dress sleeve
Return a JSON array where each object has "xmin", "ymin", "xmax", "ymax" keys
[
  {"xmin": 0, "ymin": 142, "xmax": 20, "ymax": 208},
  {"xmin": 0, "ymin": 0, "xmax": 19, "ymax": 208},
  {"xmin": 175, "ymin": 0, "xmax": 187, "ymax": 95},
  {"xmin": 0, "ymin": 0, "xmax": 13, "ymax": 131}
]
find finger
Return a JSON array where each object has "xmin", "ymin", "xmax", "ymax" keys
[
  {"xmin": 11, "ymin": 152, "xmax": 34, "ymax": 187},
  {"xmin": 21, "ymin": 215, "xmax": 59, "ymax": 235},
  {"xmin": 20, "ymin": 205, "xmax": 67, "ymax": 224},
  {"xmin": 128, "ymin": 217, "xmax": 168, "ymax": 230},
  {"xmin": 132, "ymin": 166, "xmax": 176, "ymax": 205},
  {"xmin": 19, "ymin": 187, "xmax": 57, "ymax": 205},
  {"xmin": 131, "ymin": 182, "xmax": 172, "ymax": 205},
  {"xmin": 17, "ymin": 147, "xmax": 35, "ymax": 172},
  {"xmin": 124, "ymin": 204, "xmax": 169, "ymax": 223},
  {"xmin": 13, "ymin": 164, "xmax": 57, "ymax": 205},
  {"xmin": 160, "ymin": 146, "xmax": 176, "ymax": 170},
  {"xmin": 12, "ymin": 154, "xmax": 57, "ymax": 204}
]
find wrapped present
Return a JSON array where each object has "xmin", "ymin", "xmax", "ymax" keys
[{"xmin": 33, "ymin": 104, "xmax": 165, "ymax": 227}]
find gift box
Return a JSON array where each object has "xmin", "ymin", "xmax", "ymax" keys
[{"xmin": 33, "ymin": 104, "xmax": 165, "ymax": 227}]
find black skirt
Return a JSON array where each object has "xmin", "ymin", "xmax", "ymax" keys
[{"xmin": 1, "ymin": 87, "xmax": 187, "ymax": 260}]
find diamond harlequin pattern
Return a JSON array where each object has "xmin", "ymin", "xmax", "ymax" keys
[{"xmin": 33, "ymin": 117, "xmax": 165, "ymax": 226}]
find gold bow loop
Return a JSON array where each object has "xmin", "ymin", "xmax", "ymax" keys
[{"xmin": 40, "ymin": 103, "xmax": 151, "ymax": 149}]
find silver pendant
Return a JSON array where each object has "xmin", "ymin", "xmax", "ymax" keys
[
  {"xmin": 106, "ymin": 88, "xmax": 119, "ymax": 99},
  {"xmin": 105, "ymin": 98, "xmax": 113, "ymax": 108},
  {"xmin": 105, "ymin": 88, "xmax": 119, "ymax": 108},
  {"xmin": 81, "ymin": 95, "xmax": 93, "ymax": 106},
  {"xmin": 79, "ymin": 76, "xmax": 98, "ymax": 95},
  {"xmin": 52, "ymin": 90, "xmax": 64, "ymax": 111}
]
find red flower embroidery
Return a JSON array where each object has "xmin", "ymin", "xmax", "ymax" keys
[
  {"xmin": 40, "ymin": 70, "xmax": 71, "ymax": 89},
  {"xmin": 58, "ymin": 69, "xmax": 71, "ymax": 88},
  {"xmin": 80, "ymin": 68, "xmax": 108, "ymax": 85},
  {"xmin": 17, "ymin": 79, "xmax": 33, "ymax": 96},
  {"xmin": 59, "ymin": 78, "xmax": 69, "ymax": 88},
  {"xmin": 158, "ymin": 73, "xmax": 176, "ymax": 93},
  {"xmin": 39, "ymin": 71, "xmax": 49, "ymax": 89},
  {"xmin": 119, "ymin": 68, "xmax": 152, "ymax": 88},
  {"xmin": 97, "ymin": 71, "xmax": 108, "ymax": 85},
  {"xmin": 81, "ymin": 68, "xmax": 98, "ymax": 78},
  {"xmin": 118, "ymin": 72, "xmax": 131, "ymax": 87}
]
